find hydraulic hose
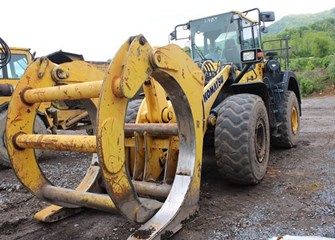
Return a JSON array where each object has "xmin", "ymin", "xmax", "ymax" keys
[{"xmin": 0, "ymin": 37, "xmax": 11, "ymax": 69}]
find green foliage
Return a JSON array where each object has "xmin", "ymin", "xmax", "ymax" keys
[
  {"xmin": 289, "ymin": 58, "xmax": 308, "ymax": 71},
  {"xmin": 328, "ymin": 59, "xmax": 335, "ymax": 80},
  {"xmin": 293, "ymin": 56, "xmax": 335, "ymax": 97},
  {"xmin": 298, "ymin": 69, "xmax": 327, "ymax": 97},
  {"xmin": 326, "ymin": 56, "xmax": 335, "ymax": 85},
  {"xmin": 312, "ymin": 35, "xmax": 333, "ymax": 57},
  {"xmin": 299, "ymin": 77, "xmax": 316, "ymax": 97},
  {"xmin": 289, "ymin": 56, "xmax": 334, "ymax": 72}
]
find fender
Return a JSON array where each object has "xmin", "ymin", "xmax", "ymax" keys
[
  {"xmin": 282, "ymin": 70, "xmax": 301, "ymax": 114},
  {"xmin": 231, "ymin": 81, "xmax": 270, "ymax": 109}
]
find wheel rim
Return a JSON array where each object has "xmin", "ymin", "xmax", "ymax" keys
[
  {"xmin": 291, "ymin": 106, "xmax": 298, "ymax": 135},
  {"xmin": 255, "ymin": 120, "xmax": 266, "ymax": 163}
]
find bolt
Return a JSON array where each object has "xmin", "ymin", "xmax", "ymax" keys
[
  {"xmin": 139, "ymin": 36, "xmax": 146, "ymax": 45},
  {"xmin": 56, "ymin": 69, "xmax": 69, "ymax": 79}
]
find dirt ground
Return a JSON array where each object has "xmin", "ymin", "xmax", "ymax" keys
[{"xmin": 1, "ymin": 95, "xmax": 335, "ymax": 240}]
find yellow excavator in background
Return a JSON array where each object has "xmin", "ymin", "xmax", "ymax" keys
[{"xmin": 5, "ymin": 8, "xmax": 300, "ymax": 239}]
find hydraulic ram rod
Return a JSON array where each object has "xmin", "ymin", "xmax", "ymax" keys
[
  {"xmin": 14, "ymin": 123, "xmax": 178, "ymax": 152},
  {"xmin": 21, "ymin": 80, "xmax": 103, "ymax": 104},
  {"xmin": 124, "ymin": 123, "xmax": 178, "ymax": 136},
  {"xmin": 41, "ymin": 185, "xmax": 117, "ymax": 213},
  {"xmin": 14, "ymin": 134, "xmax": 96, "ymax": 152}
]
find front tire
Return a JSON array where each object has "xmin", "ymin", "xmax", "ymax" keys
[
  {"xmin": 271, "ymin": 90, "xmax": 300, "ymax": 148},
  {"xmin": 215, "ymin": 94, "xmax": 270, "ymax": 185}
]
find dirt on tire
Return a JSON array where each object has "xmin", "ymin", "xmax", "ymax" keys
[{"xmin": 1, "ymin": 95, "xmax": 335, "ymax": 240}]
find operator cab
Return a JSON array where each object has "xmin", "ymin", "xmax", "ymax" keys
[{"xmin": 169, "ymin": 9, "xmax": 275, "ymax": 78}]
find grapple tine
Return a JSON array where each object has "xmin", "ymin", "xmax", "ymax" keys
[
  {"xmin": 97, "ymin": 35, "xmax": 205, "ymax": 239},
  {"xmin": 132, "ymin": 131, "xmax": 145, "ymax": 180},
  {"xmin": 163, "ymin": 137, "xmax": 179, "ymax": 184},
  {"xmin": 143, "ymin": 131, "xmax": 149, "ymax": 181}
]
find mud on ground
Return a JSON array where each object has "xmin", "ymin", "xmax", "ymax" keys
[{"xmin": 1, "ymin": 95, "xmax": 335, "ymax": 240}]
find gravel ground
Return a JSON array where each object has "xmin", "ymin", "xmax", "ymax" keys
[{"xmin": 0, "ymin": 95, "xmax": 335, "ymax": 240}]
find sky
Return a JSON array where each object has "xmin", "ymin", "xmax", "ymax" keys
[{"xmin": 2, "ymin": 0, "xmax": 334, "ymax": 61}]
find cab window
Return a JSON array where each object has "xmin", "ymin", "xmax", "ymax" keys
[
  {"xmin": 241, "ymin": 19, "xmax": 260, "ymax": 50},
  {"xmin": 0, "ymin": 54, "xmax": 28, "ymax": 79}
]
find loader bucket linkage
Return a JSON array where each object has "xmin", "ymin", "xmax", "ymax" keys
[{"xmin": 7, "ymin": 35, "xmax": 205, "ymax": 239}]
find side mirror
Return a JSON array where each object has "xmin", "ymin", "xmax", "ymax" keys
[
  {"xmin": 240, "ymin": 48, "xmax": 263, "ymax": 63},
  {"xmin": 260, "ymin": 11, "xmax": 275, "ymax": 22},
  {"xmin": 169, "ymin": 30, "xmax": 176, "ymax": 41}
]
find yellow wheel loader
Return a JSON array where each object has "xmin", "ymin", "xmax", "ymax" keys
[{"xmin": 6, "ymin": 8, "xmax": 300, "ymax": 239}]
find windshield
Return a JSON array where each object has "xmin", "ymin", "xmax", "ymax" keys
[
  {"xmin": 0, "ymin": 53, "xmax": 28, "ymax": 79},
  {"xmin": 190, "ymin": 12, "xmax": 241, "ymax": 64}
]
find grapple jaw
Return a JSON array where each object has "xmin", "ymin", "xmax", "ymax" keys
[{"xmin": 7, "ymin": 34, "xmax": 205, "ymax": 239}]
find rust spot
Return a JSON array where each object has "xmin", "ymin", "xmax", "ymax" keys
[
  {"xmin": 132, "ymin": 227, "xmax": 156, "ymax": 239},
  {"xmin": 126, "ymin": 82, "xmax": 131, "ymax": 91},
  {"xmin": 136, "ymin": 47, "xmax": 141, "ymax": 58}
]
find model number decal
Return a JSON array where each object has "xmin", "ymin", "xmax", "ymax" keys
[
  {"xmin": 204, "ymin": 16, "xmax": 218, "ymax": 23},
  {"xmin": 203, "ymin": 76, "xmax": 224, "ymax": 103}
]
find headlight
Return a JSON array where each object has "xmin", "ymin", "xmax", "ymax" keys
[{"xmin": 242, "ymin": 51, "xmax": 256, "ymax": 61}]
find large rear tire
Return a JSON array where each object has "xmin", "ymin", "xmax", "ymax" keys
[
  {"xmin": 215, "ymin": 94, "xmax": 270, "ymax": 185},
  {"xmin": 271, "ymin": 90, "xmax": 300, "ymax": 148},
  {"xmin": 0, "ymin": 110, "xmax": 47, "ymax": 168}
]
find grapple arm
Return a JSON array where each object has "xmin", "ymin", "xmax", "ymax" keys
[{"xmin": 7, "ymin": 35, "xmax": 205, "ymax": 239}]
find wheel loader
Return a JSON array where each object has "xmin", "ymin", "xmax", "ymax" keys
[
  {"xmin": 0, "ymin": 47, "xmax": 105, "ymax": 167},
  {"xmin": 5, "ymin": 8, "xmax": 300, "ymax": 239}
]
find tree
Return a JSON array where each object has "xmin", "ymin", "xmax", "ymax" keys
[{"xmin": 312, "ymin": 36, "xmax": 332, "ymax": 58}]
